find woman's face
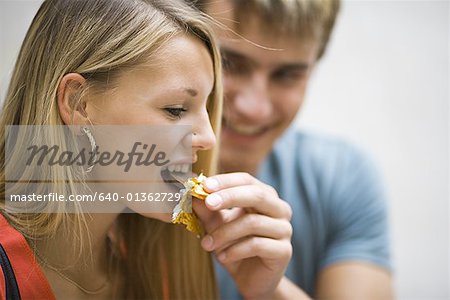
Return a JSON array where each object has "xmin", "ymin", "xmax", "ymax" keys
[
  {"xmin": 86, "ymin": 34, "xmax": 216, "ymax": 148},
  {"xmin": 84, "ymin": 34, "xmax": 216, "ymax": 221}
]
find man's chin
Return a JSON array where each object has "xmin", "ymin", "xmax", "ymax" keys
[
  {"xmin": 219, "ymin": 145, "xmax": 269, "ymax": 174},
  {"xmin": 220, "ymin": 125, "xmax": 281, "ymax": 172},
  {"xmin": 222, "ymin": 125, "xmax": 268, "ymax": 147}
]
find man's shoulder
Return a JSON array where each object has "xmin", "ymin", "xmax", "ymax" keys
[
  {"xmin": 260, "ymin": 127, "xmax": 382, "ymax": 198},
  {"xmin": 274, "ymin": 128, "xmax": 369, "ymax": 169}
]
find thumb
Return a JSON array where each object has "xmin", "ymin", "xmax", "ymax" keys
[{"xmin": 193, "ymin": 198, "xmax": 224, "ymax": 233}]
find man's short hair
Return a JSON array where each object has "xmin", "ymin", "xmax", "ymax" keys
[{"xmin": 192, "ymin": 0, "xmax": 340, "ymax": 59}]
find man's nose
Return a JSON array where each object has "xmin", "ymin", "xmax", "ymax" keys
[{"xmin": 229, "ymin": 73, "xmax": 272, "ymax": 122}]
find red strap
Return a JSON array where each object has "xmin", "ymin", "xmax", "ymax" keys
[
  {"xmin": 0, "ymin": 214, "xmax": 56, "ymax": 300},
  {"xmin": 0, "ymin": 263, "xmax": 5, "ymax": 299}
]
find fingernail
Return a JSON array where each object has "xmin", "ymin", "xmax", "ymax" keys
[
  {"xmin": 204, "ymin": 178, "xmax": 219, "ymax": 191},
  {"xmin": 201, "ymin": 235, "xmax": 214, "ymax": 250},
  {"xmin": 217, "ymin": 252, "xmax": 227, "ymax": 262},
  {"xmin": 206, "ymin": 194, "xmax": 222, "ymax": 207}
]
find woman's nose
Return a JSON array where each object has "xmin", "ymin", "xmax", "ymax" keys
[{"xmin": 192, "ymin": 110, "xmax": 216, "ymax": 151}]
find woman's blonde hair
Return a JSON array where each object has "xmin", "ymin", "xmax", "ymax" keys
[{"xmin": 0, "ymin": 0, "xmax": 222, "ymax": 298}]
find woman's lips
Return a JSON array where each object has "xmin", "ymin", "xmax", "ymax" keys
[{"xmin": 159, "ymin": 157, "xmax": 192, "ymax": 188}]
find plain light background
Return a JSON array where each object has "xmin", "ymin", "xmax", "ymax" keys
[
  {"xmin": 0, "ymin": 1, "xmax": 449, "ymax": 299},
  {"xmin": 299, "ymin": 1, "xmax": 449, "ymax": 299}
]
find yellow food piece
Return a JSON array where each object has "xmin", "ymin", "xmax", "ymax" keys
[
  {"xmin": 189, "ymin": 173, "xmax": 209, "ymax": 200},
  {"xmin": 171, "ymin": 173, "xmax": 209, "ymax": 237},
  {"xmin": 172, "ymin": 211, "xmax": 203, "ymax": 237}
]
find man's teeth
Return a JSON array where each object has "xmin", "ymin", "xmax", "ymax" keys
[
  {"xmin": 166, "ymin": 163, "xmax": 190, "ymax": 174},
  {"xmin": 228, "ymin": 123, "xmax": 264, "ymax": 135}
]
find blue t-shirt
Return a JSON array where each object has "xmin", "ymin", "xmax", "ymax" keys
[{"xmin": 215, "ymin": 127, "xmax": 391, "ymax": 299}]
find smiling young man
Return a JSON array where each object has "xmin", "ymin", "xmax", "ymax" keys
[{"xmin": 189, "ymin": 0, "xmax": 393, "ymax": 299}]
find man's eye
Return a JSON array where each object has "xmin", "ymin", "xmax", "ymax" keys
[
  {"xmin": 272, "ymin": 71, "xmax": 301, "ymax": 82},
  {"xmin": 222, "ymin": 57, "xmax": 235, "ymax": 71},
  {"xmin": 164, "ymin": 107, "xmax": 187, "ymax": 119},
  {"xmin": 271, "ymin": 70, "xmax": 306, "ymax": 84}
]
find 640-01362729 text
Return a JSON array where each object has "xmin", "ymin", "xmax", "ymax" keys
[{"xmin": 8, "ymin": 192, "xmax": 183, "ymax": 202}]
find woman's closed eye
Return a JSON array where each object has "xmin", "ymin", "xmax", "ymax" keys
[{"xmin": 164, "ymin": 106, "xmax": 188, "ymax": 119}]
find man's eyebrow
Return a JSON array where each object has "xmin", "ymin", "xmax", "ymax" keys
[
  {"xmin": 221, "ymin": 47, "xmax": 310, "ymax": 71},
  {"xmin": 221, "ymin": 48, "xmax": 257, "ymax": 66},
  {"xmin": 274, "ymin": 63, "xmax": 310, "ymax": 72},
  {"xmin": 183, "ymin": 88, "xmax": 198, "ymax": 97}
]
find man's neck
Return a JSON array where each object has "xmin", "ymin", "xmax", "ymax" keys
[{"xmin": 219, "ymin": 163, "xmax": 259, "ymax": 176}]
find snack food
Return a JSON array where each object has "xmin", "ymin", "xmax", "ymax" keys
[{"xmin": 171, "ymin": 173, "xmax": 209, "ymax": 236}]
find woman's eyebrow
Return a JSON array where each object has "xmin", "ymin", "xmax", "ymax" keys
[{"xmin": 183, "ymin": 88, "xmax": 198, "ymax": 97}]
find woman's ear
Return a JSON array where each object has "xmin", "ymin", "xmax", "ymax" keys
[{"xmin": 57, "ymin": 73, "xmax": 89, "ymax": 125}]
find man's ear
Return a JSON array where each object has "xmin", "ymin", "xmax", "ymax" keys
[{"xmin": 57, "ymin": 73, "xmax": 89, "ymax": 125}]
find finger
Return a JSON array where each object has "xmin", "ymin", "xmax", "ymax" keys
[
  {"xmin": 201, "ymin": 214, "xmax": 292, "ymax": 252},
  {"xmin": 216, "ymin": 237, "xmax": 292, "ymax": 264},
  {"xmin": 205, "ymin": 185, "xmax": 292, "ymax": 219},
  {"xmin": 192, "ymin": 199, "xmax": 223, "ymax": 233},
  {"xmin": 203, "ymin": 172, "xmax": 260, "ymax": 192},
  {"xmin": 221, "ymin": 207, "xmax": 247, "ymax": 224},
  {"xmin": 193, "ymin": 200, "xmax": 244, "ymax": 233}
]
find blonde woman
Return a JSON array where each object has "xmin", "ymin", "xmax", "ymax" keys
[{"xmin": 0, "ymin": 0, "xmax": 293, "ymax": 299}]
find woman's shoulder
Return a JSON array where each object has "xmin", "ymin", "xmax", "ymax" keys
[{"xmin": 0, "ymin": 214, "xmax": 56, "ymax": 300}]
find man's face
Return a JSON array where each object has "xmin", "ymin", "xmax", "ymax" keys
[{"xmin": 206, "ymin": 1, "xmax": 320, "ymax": 173}]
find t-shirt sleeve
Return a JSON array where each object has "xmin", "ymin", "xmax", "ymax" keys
[{"xmin": 319, "ymin": 144, "xmax": 391, "ymax": 271}]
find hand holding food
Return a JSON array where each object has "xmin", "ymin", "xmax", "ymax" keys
[{"xmin": 193, "ymin": 172, "xmax": 293, "ymax": 299}]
